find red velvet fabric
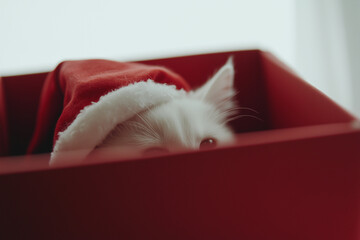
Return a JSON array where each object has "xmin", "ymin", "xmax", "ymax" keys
[{"xmin": 26, "ymin": 60, "xmax": 191, "ymax": 154}]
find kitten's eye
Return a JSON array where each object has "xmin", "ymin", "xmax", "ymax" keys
[
  {"xmin": 143, "ymin": 147, "xmax": 169, "ymax": 156},
  {"xmin": 200, "ymin": 138, "xmax": 217, "ymax": 150}
]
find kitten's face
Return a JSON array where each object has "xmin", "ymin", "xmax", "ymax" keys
[
  {"xmin": 99, "ymin": 58, "xmax": 237, "ymax": 157},
  {"xmin": 101, "ymin": 98, "xmax": 234, "ymax": 156}
]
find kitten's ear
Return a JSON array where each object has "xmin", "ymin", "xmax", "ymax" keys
[{"xmin": 193, "ymin": 57, "xmax": 235, "ymax": 110}]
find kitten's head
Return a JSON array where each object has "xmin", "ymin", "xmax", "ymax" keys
[{"xmin": 100, "ymin": 58, "xmax": 237, "ymax": 157}]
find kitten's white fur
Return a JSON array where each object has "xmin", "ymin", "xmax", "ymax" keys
[{"xmin": 99, "ymin": 57, "xmax": 237, "ymax": 156}]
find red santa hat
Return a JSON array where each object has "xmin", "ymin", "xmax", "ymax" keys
[{"xmin": 27, "ymin": 59, "xmax": 191, "ymax": 165}]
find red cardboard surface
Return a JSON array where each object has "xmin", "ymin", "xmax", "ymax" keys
[
  {"xmin": 0, "ymin": 50, "xmax": 359, "ymax": 239},
  {"xmin": 0, "ymin": 72, "xmax": 48, "ymax": 156},
  {"xmin": 0, "ymin": 77, "xmax": 9, "ymax": 155}
]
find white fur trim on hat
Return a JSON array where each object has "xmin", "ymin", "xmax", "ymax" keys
[{"xmin": 50, "ymin": 80, "xmax": 186, "ymax": 165}]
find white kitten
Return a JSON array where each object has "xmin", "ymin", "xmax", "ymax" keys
[{"xmin": 98, "ymin": 58, "xmax": 237, "ymax": 156}]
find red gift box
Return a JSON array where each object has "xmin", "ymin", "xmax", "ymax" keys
[{"xmin": 0, "ymin": 50, "xmax": 359, "ymax": 239}]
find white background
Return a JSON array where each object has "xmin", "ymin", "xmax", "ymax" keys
[{"xmin": 1, "ymin": 0, "xmax": 359, "ymax": 116}]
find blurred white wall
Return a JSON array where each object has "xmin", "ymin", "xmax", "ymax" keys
[
  {"xmin": 295, "ymin": 0, "xmax": 359, "ymax": 117},
  {"xmin": 0, "ymin": 0, "xmax": 296, "ymax": 74},
  {"xmin": 341, "ymin": 0, "xmax": 360, "ymax": 117},
  {"xmin": 1, "ymin": 0, "xmax": 359, "ymax": 116}
]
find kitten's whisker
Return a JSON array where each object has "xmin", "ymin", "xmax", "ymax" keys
[
  {"xmin": 217, "ymin": 90, "xmax": 260, "ymax": 115},
  {"xmin": 226, "ymin": 114, "xmax": 264, "ymax": 123},
  {"xmin": 223, "ymin": 106, "xmax": 260, "ymax": 114},
  {"xmin": 127, "ymin": 122, "xmax": 151, "ymax": 137},
  {"xmin": 233, "ymin": 90, "xmax": 241, "ymax": 97},
  {"xmin": 130, "ymin": 122, "xmax": 160, "ymax": 143},
  {"xmin": 135, "ymin": 112, "xmax": 161, "ymax": 141},
  {"xmin": 236, "ymin": 107, "xmax": 260, "ymax": 114}
]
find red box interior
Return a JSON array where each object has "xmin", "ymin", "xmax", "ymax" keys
[{"xmin": 0, "ymin": 50, "xmax": 359, "ymax": 239}]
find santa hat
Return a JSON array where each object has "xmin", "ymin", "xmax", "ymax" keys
[{"xmin": 27, "ymin": 59, "xmax": 191, "ymax": 165}]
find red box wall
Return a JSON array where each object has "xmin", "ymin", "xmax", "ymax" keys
[{"xmin": 0, "ymin": 50, "xmax": 359, "ymax": 240}]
